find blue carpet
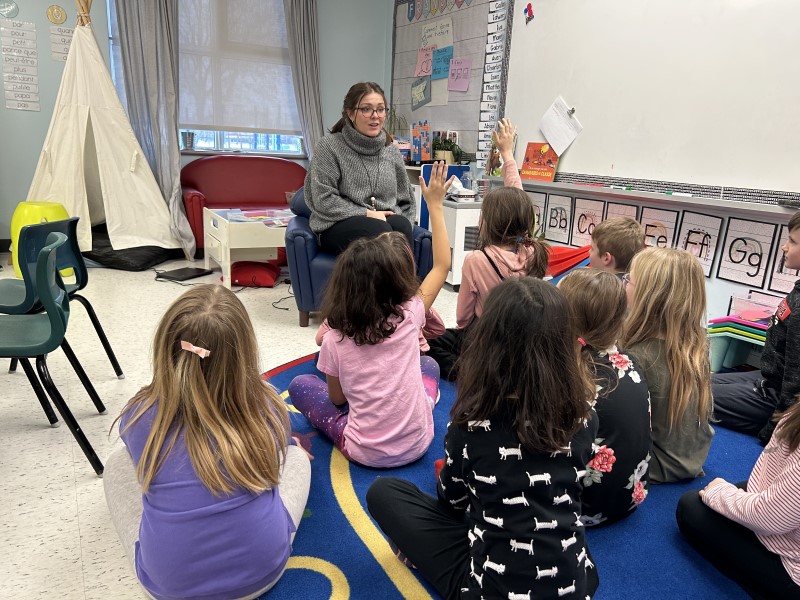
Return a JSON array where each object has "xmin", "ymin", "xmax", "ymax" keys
[{"xmin": 262, "ymin": 354, "xmax": 761, "ymax": 599}]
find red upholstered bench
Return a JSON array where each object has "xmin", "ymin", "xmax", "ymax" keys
[{"xmin": 181, "ymin": 155, "xmax": 307, "ymax": 254}]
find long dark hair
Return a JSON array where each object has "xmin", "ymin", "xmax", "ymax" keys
[
  {"xmin": 479, "ymin": 186, "xmax": 550, "ymax": 278},
  {"xmin": 453, "ymin": 277, "xmax": 595, "ymax": 453},
  {"xmin": 321, "ymin": 232, "xmax": 419, "ymax": 345},
  {"xmin": 330, "ymin": 81, "xmax": 392, "ymax": 147}
]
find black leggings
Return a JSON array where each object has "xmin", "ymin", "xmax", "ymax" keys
[
  {"xmin": 318, "ymin": 214, "xmax": 413, "ymax": 255},
  {"xmin": 366, "ymin": 478, "xmax": 472, "ymax": 600},
  {"xmin": 676, "ymin": 485, "xmax": 800, "ymax": 599}
]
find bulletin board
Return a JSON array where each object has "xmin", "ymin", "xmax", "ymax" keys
[
  {"xmin": 391, "ymin": 0, "xmax": 508, "ymax": 159},
  {"xmin": 503, "ymin": 0, "xmax": 800, "ymax": 193}
]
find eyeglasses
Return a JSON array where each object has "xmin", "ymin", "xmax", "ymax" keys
[
  {"xmin": 356, "ymin": 106, "xmax": 386, "ymax": 117},
  {"xmin": 622, "ymin": 273, "xmax": 633, "ymax": 287}
]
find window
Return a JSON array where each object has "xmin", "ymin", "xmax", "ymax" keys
[
  {"xmin": 107, "ymin": 0, "xmax": 304, "ymax": 157},
  {"xmin": 178, "ymin": 0, "xmax": 304, "ymax": 155}
]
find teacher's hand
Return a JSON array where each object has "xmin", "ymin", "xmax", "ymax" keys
[{"xmin": 367, "ymin": 210, "xmax": 396, "ymax": 221}]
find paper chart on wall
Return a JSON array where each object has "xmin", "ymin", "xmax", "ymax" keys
[
  {"xmin": 675, "ymin": 211, "xmax": 724, "ymax": 278},
  {"xmin": 605, "ymin": 202, "xmax": 639, "ymax": 221},
  {"xmin": 543, "ymin": 194, "xmax": 573, "ymax": 245},
  {"xmin": 716, "ymin": 218, "xmax": 778, "ymax": 289},
  {"xmin": 768, "ymin": 225, "xmax": 800, "ymax": 295},
  {"xmin": 640, "ymin": 207, "xmax": 679, "ymax": 248},
  {"xmin": 571, "ymin": 198, "xmax": 605, "ymax": 248},
  {"xmin": 526, "ymin": 191, "xmax": 547, "ymax": 236}
]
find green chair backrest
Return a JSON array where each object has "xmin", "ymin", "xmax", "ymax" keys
[{"xmin": 36, "ymin": 232, "xmax": 70, "ymax": 351}]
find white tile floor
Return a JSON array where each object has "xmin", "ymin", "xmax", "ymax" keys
[{"xmin": 0, "ymin": 254, "xmax": 458, "ymax": 599}]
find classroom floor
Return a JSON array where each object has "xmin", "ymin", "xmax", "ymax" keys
[{"xmin": 0, "ymin": 253, "xmax": 458, "ymax": 599}]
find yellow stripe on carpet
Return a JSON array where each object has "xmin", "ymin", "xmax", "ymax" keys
[
  {"xmin": 285, "ymin": 556, "xmax": 349, "ymax": 599},
  {"xmin": 330, "ymin": 449, "xmax": 433, "ymax": 600},
  {"xmin": 280, "ymin": 389, "xmax": 300, "ymax": 413}
]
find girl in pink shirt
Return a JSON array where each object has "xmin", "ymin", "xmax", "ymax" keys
[
  {"xmin": 427, "ymin": 182, "xmax": 549, "ymax": 380},
  {"xmin": 677, "ymin": 398, "xmax": 800, "ymax": 598},
  {"xmin": 288, "ymin": 162, "xmax": 454, "ymax": 468}
]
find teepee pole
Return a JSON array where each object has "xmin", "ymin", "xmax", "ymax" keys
[{"xmin": 76, "ymin": 0, "xmax": 92, "ymax": 26}]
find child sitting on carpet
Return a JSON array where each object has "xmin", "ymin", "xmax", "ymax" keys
[
  {"xmin": 620, "ymin": 247, "xmax": 714, "ymax": 483},
  {"xmin": 426, "ymin": 183, "xmax": 549, "ymax": 380},
  {"xmin": 559, "ymin": 268, "xmax": 652, "ymax": 525},
  {"xmin": 288, "ymin": 162, "xmax": 454, "ymax": 468},
  {"xmin": 367, "ymin": 277, "xmax": 600, "ymax": 599},
  {"xmin": 103, "ymin": 285, "xmax": 310, "ymax": 600},
  {"xmin": 676, "ymin": 395, "xmax": 800, "ymax": 598}
]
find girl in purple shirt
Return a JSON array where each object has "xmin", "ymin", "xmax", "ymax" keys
[
  {"xmin": 103, "ymin": 285, "xmax": 311, "ymax": 600},
  {"xmin": 289, "ymin": 162, "xmax": 455, "ymax": 467}
]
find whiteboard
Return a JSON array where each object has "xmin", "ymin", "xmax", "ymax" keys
[{"xmin": 505, "ymin": 0, "xmax": 800, "ymax": 192}]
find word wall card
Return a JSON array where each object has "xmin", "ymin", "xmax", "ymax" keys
[
  {"xmin": 675, "ymin": 211, "xmax": 724, "ymax": 277},
  {"xmin": 640, "ymin": 207, "xmax": 679, "ymax": 248},
  {"xmin": 571, "ymin": 198, "xmax": 605, "ymax": 248},
  {"xmin": 605, "ymin": 202, "xmax": 639, "ymax": 221},
  {"xmin": 768, "ymin": 225, "xmax": 800, "ymax": 295},
  {"xmin": 543, "ymin": 194, "xmax": 572, "ymax": 245},
  {"xmin": 717, "ymin": 218, "xmax": 778, "ymax": 289}
]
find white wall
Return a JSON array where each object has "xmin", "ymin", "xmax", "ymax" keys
[{"xmin": 1, "ymin": 0, "xmax": 396, "ymax": 244}]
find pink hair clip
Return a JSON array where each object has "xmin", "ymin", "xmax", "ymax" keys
[
  {"xmin": 180, "ymin": 340, "xmax": 211, "ymax": 359},
  {"xmin": 577, "ymin": 337, "xmax": 587, "ymax": 347}
]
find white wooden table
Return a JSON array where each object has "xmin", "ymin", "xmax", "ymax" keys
[{"xmin": 203, "ymin": 208, "xmax": 285, "ymax": 289}]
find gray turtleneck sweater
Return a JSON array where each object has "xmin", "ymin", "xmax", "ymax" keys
[{"xmin": 304, "ymin": 122, "xmax": 415, "ymax": 233}]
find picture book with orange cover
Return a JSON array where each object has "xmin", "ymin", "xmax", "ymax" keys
[{"xmin": 520, "ymin": 141, "xmax": 559, "ymax": 181}]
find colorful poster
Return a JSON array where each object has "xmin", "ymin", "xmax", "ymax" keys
[
  {"xmin": 716, "ymin": 218, "xmax": 778, "ymax": 289},
  {"xmin": 448, "ymin": 57, "xmax": 471, "ymax": 91},
  {"xmin": 431, "ymin": 45, "xmax": 453, "ymax": 80},
  {"xmin": 414, "ymin": 46, "xmax": 435, "ymax": 77},
  {"xmin": 520, "ymin": 142, "xmax": 559, "ymax": 181},
  {"xmin": 411, "ymin": 77, "xmax": 431, "ymax": 111}
]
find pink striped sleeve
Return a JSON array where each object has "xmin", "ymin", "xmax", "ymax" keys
[
  {"xmin": 501, "ymin": 158, "xmax": 523, "ymax": 190},
  {"xmin": 702, "ymin": 451, "xmax": 800, "ymax": 536}
]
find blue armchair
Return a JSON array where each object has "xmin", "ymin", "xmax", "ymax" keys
[{"xmin": 285, "ymin": 187, "xmax": 433, "ymax": 326}]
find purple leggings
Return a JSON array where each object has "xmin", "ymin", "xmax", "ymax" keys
[{"xmin": 288, "ymin": 356, "xmax": 440, "ymax": 458}]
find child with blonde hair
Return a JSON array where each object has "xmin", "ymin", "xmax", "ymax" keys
[
  {"xmin": 103, "ymin": 285, "xmax": 310, "ymax": 600},
  {"xmin": 620, "ymin": 247, "xmax": 714, "ymax": 483},
  {"xmin": 559, "ymin": 268, "xmax": 652, "ymax": 524},
  {"xmin": 288, "ymin": 162, "xmax": 454, "ymax": 467}
]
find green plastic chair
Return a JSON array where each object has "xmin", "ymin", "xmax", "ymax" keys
[
  {"xmin": 0, "ymin": 216, "xmax": 124, "ymax": 379},
  {"xmin": 0, "ymin": 232, "xmax": 104, "ymax": 476}
]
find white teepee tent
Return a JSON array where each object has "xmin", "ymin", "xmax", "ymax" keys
[{"xmin": 26, "ymin": 0, "xmax": 180, "ymax": 253}]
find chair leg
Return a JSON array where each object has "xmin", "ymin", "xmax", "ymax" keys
[
  {"xmin": 299, "ymin": 310, "xmax": 310, "ymax": 327},
  {"xmin": 9, "ymin": 357, "xmax": 18, "ymax": 373},
  {"xmin": 36, "ymin": 354, "xmax": 104, "ymax": 476},
  {"xmin": 72, "ymin": 294, "xmax": 125, "ymax": 379},
  {"xmin": 18, "ymin": 357, "xmax": 60, "ymax": 427},
  {"xmin": 60, "ymin": 338, "xmax": 107, "ymax": 415}
]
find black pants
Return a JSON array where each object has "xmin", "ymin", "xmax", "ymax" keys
[
  {"xmin": 712, "ymin": 371, "xmax": 778, "ymax": 438},
  {"xmin": 426, "ymin": 324, "xmax": 471, "ymax": 381},
  {"xmin": 318, "ymin": 214, "xmax": 413, "ymax": 255},
  {"xmin": 676, "ymin": 485, "xmax": 800, "ymax": 600},
  {"xmin": 366, "ymin": 478, "xmax": 471, "ymax": 600}
]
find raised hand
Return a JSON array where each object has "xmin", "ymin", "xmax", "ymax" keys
[
  {"xmin": 492, "ymin": 118, "xmax": 517, "ymax": 160},
  {"xmin": 419, "ymin": 161, "xmax": 456, "ymax": 208}
]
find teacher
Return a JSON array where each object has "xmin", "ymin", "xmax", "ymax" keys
[{"xmin": 304, "ymin": 82, "xmax": 415, "ymax": 255}]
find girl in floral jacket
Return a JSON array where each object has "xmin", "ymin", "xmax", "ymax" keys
[{"xmin": 560, "ymin": 268, "xmax": 652, "ymax": 525}]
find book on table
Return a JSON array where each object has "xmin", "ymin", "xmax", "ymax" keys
[{"xmin": 227, "ymin": 209, "xmax": 294, "ymax": 227}]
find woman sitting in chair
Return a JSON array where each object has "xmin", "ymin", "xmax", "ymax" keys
[{"xmin": 305, "ymin": 81, "xmax": 415, "ymax": 254}]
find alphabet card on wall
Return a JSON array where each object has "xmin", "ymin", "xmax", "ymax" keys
[
  {"xmin": 768, "ymin": 225, "xmax": 800, "ymax": 295},
  {"xmin": 675, "ymin": 211, "xmax": 724, "ymax": 277},
  {"xmin": 640, "ymin": 207, "xmax": 679, "ymax": 248},
  {"xmin": 605, "ymin": 202, "xmax": 639, "ymax": 221},
  {"xmin": 572, "ymin": 198, "xmax": 605, "ymax": 248},
  {"xmin": 526, "ymin": 191, "xmax": 547, "ymax": 235},
  {"xmin": 717, "ymin": 218, "xmax": 778, "ymax": 289},
  {"xmin": 544, "ymin": 194, "xmax": 573, "ymax": 245}
]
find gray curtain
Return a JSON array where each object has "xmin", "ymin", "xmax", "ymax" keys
[
  {"xmin": 113, "ymin": 0, "xmax": 195, "ymax": 258},
  {"xmin": 283, "ymin": 0, "xmax": 325, "ymax": 158}
]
